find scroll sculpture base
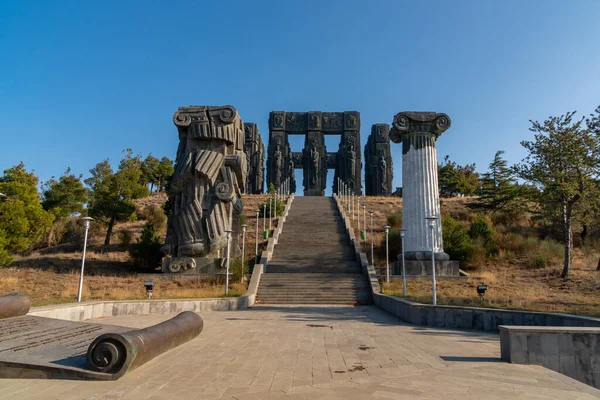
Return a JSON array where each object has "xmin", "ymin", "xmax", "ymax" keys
[{"xmin": 0, "ymin": 293, "xmax": 203, "ymax": 380}]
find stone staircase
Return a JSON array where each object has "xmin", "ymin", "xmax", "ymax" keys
[{"xmin": 256, "ymin": 197, "xmax": 372, "ymax": 304}]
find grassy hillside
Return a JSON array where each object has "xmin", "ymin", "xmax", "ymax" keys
[{"xmin": 347, "ymin": 195, "xmax": 600, "ymax": 317}]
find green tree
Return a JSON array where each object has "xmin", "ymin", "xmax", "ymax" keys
[
  {"xmin": 87, "ymin": 151, "xmax": 150, "ymax": 246},
  {"xmin": 438, "ymin": 156, "xmax": 479, "ymax": 197},
  {"xmin": 0, "ymin": 163, "xmax": 53, "ymax": 264},
  {"xmin": 141, "ymin": 154, "xmax": 160, "ymax": 192},
  {"xmin": 156, "ymin": 157, "xmax": 174, "ymax": 192},
  {"xmin": 470, "ymin": 151, "xmax": 522, "ymax": 212},
  {"xmin": 41, "ymin": 168, "xmax": 88, "ymax": 219},
  {"xmin": 515, "ymin": 109, "xmax": 600, "ymax": 278},
  {"xmin": 441, "ymin": 214, "xmax": 471, "ymax": 262},
  {"xmin": 129, "ymin": 222, "xmax": 163, "ymax": 271}
]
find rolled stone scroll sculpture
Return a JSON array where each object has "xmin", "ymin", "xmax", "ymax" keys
[
  {"xmin": 0, "ymin": 292, "xmax": 30, "ymax": 320},
  {"xmin": 162, "ymin": 105, "xmax": 247, "ymax": 274},
  {"xmin": 87, "ymin": 311, "xmax": 203, "ymax": 379}
]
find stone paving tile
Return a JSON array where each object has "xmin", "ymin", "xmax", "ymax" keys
[{"xmin": 0, "ymin": 305, "xmax": 599, "ymax": 399}]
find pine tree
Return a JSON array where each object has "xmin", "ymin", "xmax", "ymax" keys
[
  {"xmin": 87, "ymin": 151, "xmax": 149, "ymax": 246},
  {"xmin": 0, "ymin": 163, "xmax": 53, "ymax": 263},
  {"xmin": 470, "ymin": 151, "xmax": 522, "ymax": 211}
]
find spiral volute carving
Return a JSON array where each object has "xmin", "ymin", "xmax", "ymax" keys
[
  {"xmin": 215, "ymin": 181, "xmax": 234, "ymax": 201},
  {"xmin": 173, "ymin": 111, "xmax": 192, "ymax": 127},
  {"xmin": 219, "ymin": 106, "xmax": 236, "ymax": 123},
  {"xmin": 435, "ymin": 114, "xmax": 450, "ymax": 132},
  {"xmin": 88, "ymin": 338, "xmax": 126, "ymax": 373}
]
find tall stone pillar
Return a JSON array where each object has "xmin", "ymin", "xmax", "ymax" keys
[
  {"xmin": 302, "ymin": 131, "xmax": 325, "ymax": 196},
  {"xmin": 390, "ymin": 112, "xmax": 450, "ymax": 261}
]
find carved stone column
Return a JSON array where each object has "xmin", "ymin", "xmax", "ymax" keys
[
  {"xmin": 303, "ymin": 131, "xmax": 325, "ymax": 196},
  {"xmin": 364, "ymin": 124, "xmax": 393, "ymax": 196},
  {"xmin": 390, "ymin": 112, "xmax": 450, "ymax": 261}
]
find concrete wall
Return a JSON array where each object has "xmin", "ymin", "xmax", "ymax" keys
[
  {"xmin": 29, "ymin": 297, "xmax": 251, "ymax": 322},
  {"xmin": 374, "ymin": 293, "xmax": 600, "ymax": 332},
  {"xmin": 500, "ymin": 326, "xmax": 600, "ymax": 389}
]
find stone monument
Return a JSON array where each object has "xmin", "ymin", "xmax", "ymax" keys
[
  {"xmin": 243, "ymin": 123, "xmax": 265, "ymax": 194},
  {"xmin": 162, "ymin": 105, "xmax": 247, "ymax": 274},
  {"xmin": 267, "ymin": 111, "xmax": 361, "ymax": 196},
  {"xmin": 389, "ymin": 111, "xmax": 459, "ymax": 276},
  {"xmin": 364, "ymin": 124, "xmax": 393, "ymax": 196}
]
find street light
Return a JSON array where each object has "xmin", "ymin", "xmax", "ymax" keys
[
  {"xmin": 263, "ymin": 203, "xmax": 267, "ymax": 239},
  {"xmin": 255, "ymin": 209, "xmax": 259, "ymax": 263},
  {"xmin": 362, "ymin": 204, "xmax": 366, "ymax": 242},
  {"xmin": 77, "ymin": 216, "xmax": 94, "ymax": 302},
  {"xmin": 225, "ymin": 229, "xmax": 232, "ymax": 296},
  {"xmin": 369, "ymin": 210, "xmax": 374, "ymax": 266},
  {"xmin": 357, "ymin": 198, "xmax": 361, "ymax": 233},
  {"xmin": 241, "ymin": 224, "xmax": 247, "ymax": 283},
  {"xmin": 426, "ymin": 216, "xmax": 438, "ymax": 306},
  {"xmin": 269, "ymin": 197, "xmax": 272, "ymax": 231},
  {"xmin": 384, "ymin": 225, "xmax": 391, "ymax": 283},
  {"xmin": 399, "ymin": 228, "xmax": 407, "ymax": 297}
]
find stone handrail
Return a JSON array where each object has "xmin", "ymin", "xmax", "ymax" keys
[
  {"xmin": 333, "ymin": 194, "xmax": 381, "ymax": 294},
  {"xmin": 500, "ymin": 325, "xmax": 600, "ymax": 389}
]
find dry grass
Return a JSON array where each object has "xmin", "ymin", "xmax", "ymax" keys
[
  {"xmin": 2, "ymin": 194, "xmax": 277, "ymax": 306},
  {"xmin": 354, "ymin": 196, "xmax": 600, "ymax": 317},
  {"xmin": 0, "ymin": 269, "xmax": 246, "ymax": 307}
]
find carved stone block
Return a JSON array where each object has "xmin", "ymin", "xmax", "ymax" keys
[
  {"xmin": 364, "ymin": 124, "xmax": 393, "ymax": 196},
  {"xmin": 163, "ymin": 105, "xmax": 247, "ymax": 274}
]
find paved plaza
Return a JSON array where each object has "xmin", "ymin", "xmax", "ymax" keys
[{"xmin": 0, "ymin": 305, "xmax": 598, "ymax": 399}]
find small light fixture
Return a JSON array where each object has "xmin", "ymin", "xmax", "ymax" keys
[
  {"xmin": 144, "ymin": 281, "xmax": 154, "ymax": 298},
  {"xmin": 477, "ymin": 283, "xmax": 488, "ymax": 301}
]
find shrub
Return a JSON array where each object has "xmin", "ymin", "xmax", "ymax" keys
[
  {"xmin": 468, "ymin": 216, "xmax": 498, "ymax": 255},
  {"xmin": 442, "ymin": 214, "xmax": 471, "ymax": 262},
  {"xmin": 0, "ymin": 230, "xmax": 12, "ymax": 266},
  {"xmin": 377, "ymin": 229, "xmax": 403, "ymax": 261},
  {"xmin": 526, "ymin": 254, "xmax": 547, "ymax": 269},
  {"xmin": 144, "ymin": 205, "xmax": 167, "ymax": 231},
  {"xmin": 258, "ymin": 198, "xmax": 284, "ymax": 218},
  {"xmin": 467, "ymin": 238, "xmax": 488, "ymax": 266},
  {"xmin": 386, "ymin": 214, "xmax": 403, "ymax": 228},
  {"xmin": 117, "ymin": 229, "xmax": 133, "ymax": 247},
  {"xmin": 129, "ymin": 223, "xmax": 163, "ymax": 272}
]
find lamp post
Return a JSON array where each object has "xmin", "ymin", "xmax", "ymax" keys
[
  {"xmin": 384, "ymin": 225, "xmax": 390, "ymax": 284},
  {"xmin": 362, "ymin": 204, "xmax": 366, "ymax": 242},
  {"xmin": 369, "ymin": 211, "xmax": 374, "ymax": 266},
  {"xmin": 274, "ymin": 191, "xmax": 277, "ymax": 222},
  {"xmin": 255, "ymin": 210, "xmax": 259, "ymax": 262},
  {"xmin": 224, "ymin": 229, "xmax": 232, "ymax": 295},
  {"xmin": 399, "ymin": 228, "xmax": 407, "ymax": 297},
  {"xmin": 357, "ymin": 198, "xmax": 361, "ymax": 233},
  {"xmin": 77, "ymin": 217, "xmax": 94, "ymax": 302},
  {"xmin": 241, "ymin": 224, "xmax": 247, "ymax": 283},
  {"xmin": 269, "ymin": 197, "xmax": 272, "ymax": 231},
  {"xmin": 426, "ymin": 216, "xmax": 438, "ymax": 306},
  {"xmin": 263, "ymin": 203, "xmax": 267, "ymax": 239}
]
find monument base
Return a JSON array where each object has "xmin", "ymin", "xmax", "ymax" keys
[
  {"xmin": 161, "ymin": 256, "xmax": 225, "ymax": 275},
  {"xmin": 391, "ymin": 259, "xmax": 460, "ymax": 277}
]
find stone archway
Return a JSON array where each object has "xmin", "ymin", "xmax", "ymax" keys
[{"xmin": 266, "ymin": 111, "xmax": 362, "ymax": 196}]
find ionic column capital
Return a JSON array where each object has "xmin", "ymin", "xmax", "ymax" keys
[{"xmin": 390, "ymin": 112, "xmax": 451, "ymax": 143}]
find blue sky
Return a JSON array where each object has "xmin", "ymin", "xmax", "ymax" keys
[{"xmin": 1, "ymin": 0, "xmax": 599, "ymax": 195}]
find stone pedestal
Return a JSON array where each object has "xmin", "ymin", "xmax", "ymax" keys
[
  {"xmin": 391, "ymin": 259, "xmax": 459, "ymax": 277},
  {"xmin": 390, "ymin": 112, "xmax": 451, "ymax": 260}
]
